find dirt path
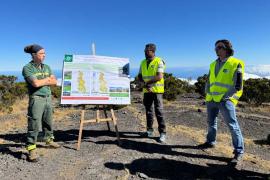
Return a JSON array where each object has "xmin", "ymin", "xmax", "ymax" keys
[{"xmin": 0, "ymin": 94, "xmax": 269, "ymax": 179}]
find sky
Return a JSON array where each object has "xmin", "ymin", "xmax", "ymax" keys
[{"xmin": 0, "ymin": 0, "xmax": 270, "ymax": 71}]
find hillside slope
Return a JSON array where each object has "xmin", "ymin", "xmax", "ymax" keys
[{"xmin": 0, "ymin": 92, "xmax": 269, "ymax": 179}]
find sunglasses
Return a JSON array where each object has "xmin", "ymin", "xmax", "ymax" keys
[
  {"xmin": 145, "ymin": 49, "xmax": 155, "ymax": 52},
  {"xmin": 215, "ymin": 45, "xmax": 226, "ymax": 50}
]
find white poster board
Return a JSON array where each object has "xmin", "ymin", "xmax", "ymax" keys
[{"xmin": 61, "ymin": 55, "xmax": 130, "ymax": 105}]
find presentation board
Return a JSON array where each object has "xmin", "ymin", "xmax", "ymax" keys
[{"xmin": 61, "ymin": 55, "xmax": 130, "ymax": 104}]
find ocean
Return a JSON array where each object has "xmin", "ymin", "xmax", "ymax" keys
[{"xmin": 0, "ymin": 67, "xmax": 209, "ymax": 82}]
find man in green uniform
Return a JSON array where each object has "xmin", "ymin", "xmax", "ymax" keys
[{"xmin": 22, "ymin": 44, "xmax": 60, "ymax": 162}]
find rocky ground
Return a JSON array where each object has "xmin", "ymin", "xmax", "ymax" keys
[{"xmin": 0, "ymin": 91, "xmax": 269, "ymax": 180}]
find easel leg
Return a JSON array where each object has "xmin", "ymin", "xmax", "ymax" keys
[
  {"xmin": 110, "ymin": 108, "xmax": 121, "ymax": 145},
  {"xmin": 96, "ymin": 105, "xmax": 100, "ymax": 123},
  {"xmin": 77, "ymin": 105, "xmax": 85, "ymax": 150},
  {"xmin": 103, "ymin": 105, "xmax": 111, "ymax": 131},
  {"xmin": 106, "ymin": 121, "xmax": 111, "ymax": 131}
]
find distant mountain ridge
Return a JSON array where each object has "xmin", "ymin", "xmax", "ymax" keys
[
  {"xmin": 0, "ymin": 64, "xmax": 269, "ymax": 82},
  {"xmin": 245, "ymin": 65, "xmax": 270, "ymax": 77},
  {"xmin": 244, "ymin": 73, "xmax": 263, "ymax": 80}
]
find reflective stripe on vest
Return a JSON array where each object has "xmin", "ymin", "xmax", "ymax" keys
[
  {"xmin": 141, "ymin": 57, "xmax": 165, "ymax": 93},
  {"xmin": 142, "ymin": 75, "xmax": 156, "ymax": 80},
  {"xmin": 232, "ymin": 94, "xmax": 240, "ymax": 100},
  {"xmin": 209, "ymin": 82, "xmax": 233, "ymax": 89},
  {"xmin": 206, "ymin": 56, "xmax": 244, "ymax": 105},
  {"xmin": 26, "ymin": 144, "xmax": 37, "ymax": 151},
  {"xmin": 208, "ymin": 91, "xmax": 223, "ymax": 95}
]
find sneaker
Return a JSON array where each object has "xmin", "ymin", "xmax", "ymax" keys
[
  {"xmin": 158, "ymin": 133, "xmax": 166, "ymax": 143},
  {"xmin": 230, "ymin": 153, "xmax": 243, "ymax": 165},
  {"xmin": 46, "ymin": 139, "xmax": 61, "ymax": 148},
  {"xmin": 140, "ymin": 130, "xmax": 154, "ymax": 138},
  {"xmin": 197, "ymin": 142, "xmax": 215, "ymax": 149},
  {"xmin": 28, "ymin": 149, "xmax": 39, "ymax": 162}
]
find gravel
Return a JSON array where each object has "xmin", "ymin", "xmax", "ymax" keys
[{"xmin": 0, "ymin": 92, "xmax": 269, "ymax": 179}]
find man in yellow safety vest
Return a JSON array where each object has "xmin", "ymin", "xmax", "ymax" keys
[
  {"xmin": 138, "ymin": 43, "xmax": 166, "ymax": 143},
  {"xmin": 198, "ymin": 39, "xmax": 245, "ymax": 166}
]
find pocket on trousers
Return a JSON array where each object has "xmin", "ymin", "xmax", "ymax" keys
[{"xmin": 224, "ymin": 100, "xmax": 235, "ymax": 111}]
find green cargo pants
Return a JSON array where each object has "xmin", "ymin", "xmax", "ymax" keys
[{"xmin": 27, "ymin": 95, "xmax": 54, "ymax": 149}]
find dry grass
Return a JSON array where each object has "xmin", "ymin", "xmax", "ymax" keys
[
  {"xmin": 12, "ymin": 97, "xmax": 29, "ymax": 113},
  {"xmin": 126, "ymin": 104, "xmax": 270, "ymax": 171},
  {"xmin": 241, "ymin": 103, "xmax": 270, "ymax": 114},
  {"xmin": 0, "ymin": 114, "xmax": 27, "ymax": 134},
  {"xmin": 54, "ymin": 107, "xmax": 81, "ymax": 122},
  {"xmin": 0, "ymin": 98, "xmax": 82, "ymax": 133},
  {"xmin": 163, "ymin": 99, "xmax": 171, "ymax": 105},
  {"xmin": 125, "ymin": 106, "xmax": 146, "ymax": 128},
  {"xmin": 0, "ymin": 97, "xmax": 28, "ymax": 116},
  {"xmin": 1, "ymin": 97, "xmax": 269, "ymax": 172},
  {"xmin": 168, "ymin": 124, "xmax": 270, "ymax": 172},
  {"xmin": 0, "ymin": 138, "xmax": 5, "ymax": 144},
  {"xmin": 166, "ymin": 103, "xmax": 207, "ymax": 112},
  {"xmin": 0, "ymin": 98, "xmax": 29, "ymax": 133}
]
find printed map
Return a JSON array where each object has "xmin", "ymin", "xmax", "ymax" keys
[{"xmin": 61, "ymin": 55, "xmax": 130, "ymax": 104}]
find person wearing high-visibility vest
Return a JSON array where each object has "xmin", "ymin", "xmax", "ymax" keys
[
  {"xmin": 23, "ymin": 44, "xmax": 60, "ymax": 162},
  {"xmin": 138, "ymin": 43, "xmax": 166, "ymax": 143},
  {"xmin": 198, "ymin": 39, "xmax": 245, "ymax": 166}
]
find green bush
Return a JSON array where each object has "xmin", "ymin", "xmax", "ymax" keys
[
  {"xmin": 241, "ymin": 78, "xmax": 270, "ymax": 105},
  {"xmin": 132, "ymin": 73, "xmax": 194, "ymax": 101},
  {"xmin": 12, "ymin": 82, "xmax": 28, "ymax": 99},
  {"xmin": 164, "ymin": 73, "xmax": 189, "ymax": 101},
  {"xmin": 194, "ymin": 74, "xmax": 208, "ymax": 97},
  {"xmin": 51, "ymin": 85, "xmax": 62, "ymax": 99},
  {"xmin": 195, "ymin": 74, "xmax": 270, "ymax": 105},
  {"xmin": 0, "ymin": 75, "xmax": 18, "ymax": 113}
]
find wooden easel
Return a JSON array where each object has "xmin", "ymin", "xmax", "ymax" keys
[{"xmin": 77, "ymin": 105, "xmax": 121, "ymax": 150}]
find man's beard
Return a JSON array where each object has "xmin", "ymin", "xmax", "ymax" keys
[{"xmin": 145, "ymin": 54, "xmax": 153, "ymax": 60}]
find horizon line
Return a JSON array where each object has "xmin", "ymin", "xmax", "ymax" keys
[{"xmin": 1, "ymin": 64, "xmax": 270, "ymax": 72}]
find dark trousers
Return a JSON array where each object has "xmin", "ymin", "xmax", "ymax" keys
[{"xmin": 143, "ymin": 93, "xmax": 166, "ymax": 134}]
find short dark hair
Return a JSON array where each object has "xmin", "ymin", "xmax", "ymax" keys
[
  {"xmin": 215, "ymin": 39, "xmax": 234, "ymax": 56},
  {"xmin": 145, "ymin": 43, "xmax": 156, "ymax": 52}
]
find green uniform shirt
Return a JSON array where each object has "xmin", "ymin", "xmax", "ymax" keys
[{"xmin": 22, "ymin": 61, "xmax": 53, "ymax": 96}]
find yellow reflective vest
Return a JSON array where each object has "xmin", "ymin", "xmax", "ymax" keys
[
  {"xmin": 205, "ymin": 56, "xmax": 244, "ymax": 105},
  {"xmin": 141, "ymin": 57, "xmax": 165, "ymax": 93}
]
